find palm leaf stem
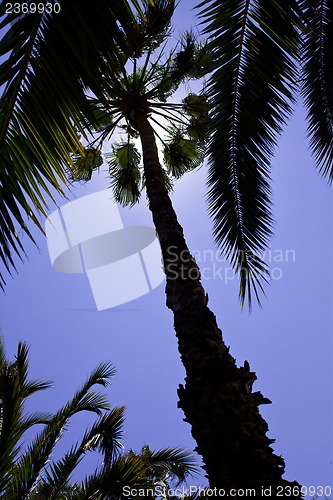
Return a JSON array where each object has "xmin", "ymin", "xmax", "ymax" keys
[
  {"xmin": 229, "ymin": 0, "xmax": 251, "ymax": 254},
  {"xmin": 147, "ymin": 117, "xmax": 170, "ymax": 147},
  {"xmin": 136, "ymin": 49, "xmax": 152, "ymax": 90},
  {"xmin": 149, "ymin": 108, "xmax": 184, "ymax": 126},
  {"xmin": 148, "ymin": 115, "xmax": 175, "ymax": 136},
  {"xmin": 139, "ymin": 42, "xmax": 172, "ymax": 88}
]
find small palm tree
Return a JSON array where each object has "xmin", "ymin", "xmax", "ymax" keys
[{"xmin": 0, "ymin": 336, "xmax": 197, "ymax": 499}]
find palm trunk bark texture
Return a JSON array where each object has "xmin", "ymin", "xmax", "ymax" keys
[{"xmin": 134, "ymin": 112, "xmax": 301, "ymax": 497}]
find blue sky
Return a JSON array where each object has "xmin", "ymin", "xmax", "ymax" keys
[{"xmin": 0, "ymin": 0, "xmax": 333, "ymax": 495}]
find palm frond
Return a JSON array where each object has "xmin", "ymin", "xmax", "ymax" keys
[
  {"xmin": 170, "ymin": 31, "xmax": 211, "ymax": 83},
  {"xmin": 139, "ymin": 445, "xmax": 198, "ymax": 485},
  {"xmin": 0, "ymin": 0, "xmax": 142, "ymax": 287},
  {"xmin": 182, "ymin": 93, "xmax": 209, "ymax": 119},
  {"xmin": 14, "ymin": 342, "xmax": 53, "ymax": 397},
  {"xmin": 35, "ymin": 408, "xmax": 124, "ymax": 500},
  {"xmin": 198, "ymin": 0, "xmax": 301, "ymax": 308},
  {"xmin": 16, "ymin": 412, "xmax": 53, "ymax": 435},
  {"xmin": 4, "ymin": 361, "xmax": 116, "ymax": 498},
  {"xmin": 0, "ymin": 339, "xmax": 52, "ymax": 493},
  {"xmin": 144, "ymin": 32, "xmax": 211, "ymax": 101},
  {"xmin": 144, "ymin": 53, "xmax": 178, "ymax": 101},
  {"xmin": 81, "ymin": 407, "xmax": 125, "ymax": 468},
  {"xmin": 34, "ymin": 450, "xmax": 84, "ymax": 500},
  {"xmin": 96, "ymin": 454, "xmax": 150, "ymax": 497},
  {"xmin": 36, "ymin": 409, "xmax": 125, "ymax": 499},
  {"xmin": 107, "ymin": 141, "xmax": 142, "ymax": 206},
  {"xmin": 130, "ymin": 0, "xmax": 177, "ymax": 57},
  {"xmin": 69, "ymin": 148, "xmax": 104, "ymax": 183},
  {"xmin": 182, "ymin": 93, "xmax": 210, "ymax": 142},
  {"xmin": 163, "ymin": 128, "xmax": 205, "ymax": 179},
  {"xmin": 66, "ymin": 361, "xmax": 116, "ymax": 415},
  {"xmin": 301, "ymin": 0, "xmax": 333, "ymax": 181},
  {"xmin": 1, "ymin": 338, "xmax": 195, "ymax": 499}
]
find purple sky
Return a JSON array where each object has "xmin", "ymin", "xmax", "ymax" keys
[{"xmin": 0, "ymin": 1, "xmax": 332, "ymax": 495}]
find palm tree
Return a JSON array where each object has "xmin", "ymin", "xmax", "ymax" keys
[
  {"xmin": 67, "ymin": 1, "xmax": 303, "ymax": 493},
  {"xmin": 0, "ymin": 336, "xmax": 197, "ymax": 499},
  {"xmin": 192, "ymin": 0, "xmax": 332, "ymax": 491}
]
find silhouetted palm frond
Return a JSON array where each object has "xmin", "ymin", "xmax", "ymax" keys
[
  {"xmin": 198, "ymin": 0, "xmax": 301, "ymax": 307},
  {"xmin": 0, "ymin": 0, "xmax": 142, "ymax": 286},
  {"xmin": 301, "ymin": 0, "xmax": 333, "ymax": 181}
]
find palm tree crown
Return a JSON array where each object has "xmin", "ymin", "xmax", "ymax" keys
[{"xmin": 71, "ymin": 5, "xmax": 211, "ymax": 209}]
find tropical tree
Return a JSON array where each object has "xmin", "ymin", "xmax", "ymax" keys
[
  {"xmin": 0, "ymin": 336, "xmax": 197, "ymax": 499},
  {"xmin": 65, "ymin": 1, "xmax": 303, "ymax": 494},
  {"xmin": 194, "ymin": 0, "xmax": 332, "ymax": 492}
]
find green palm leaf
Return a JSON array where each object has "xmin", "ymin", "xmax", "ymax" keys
[
  {"xmin": 31, "ymin": 449, "xmax": 85, "ymax": 500},
  {"xmin": 198, "ymin": 0, "xmax": 301, "ymax": 308},
  {"xmin": 129, "ymin": 0, "xmax": 177, "ymax": 57},
  {"xmin": 139, "ymin": 445, "xmax": 198, "ymax": 485},
  {"xmin": 32, "ymin": 409, "xmax": 125, "ymax": 499},
  {"xmin": 80, "ymin": 454, "xmax": 149, "ymax": 499},
  {"xmin": 0, "ymin": 338, "xmax": 52, "ymax": 493},
  {"xmin": 80, "ymin": 407, "xmax": 125, "ymax": 468},
  {"xmin": 170, "ymin": 31, "xmax": 211, "ymax": 82},
  {"xmin": 1, "ymin": 338, "xmax": 196, "ymax": 499},
  {"xmin": 301, "ymin": 0, "xmax": 333, "ymax": 180},
  {"xmin": 0, "ymin": 0, "xmax": 142, "ymax": 287},
  {"xmin": 4, "ymin": 361, "xmax": 116, "ymax": 498},
  {"xmin": 107, "ymin": 141, "xmax": 142, "ymax": 206},
  {"xmin": 69, "ymin": 148, "xmax": 104, "ymax": 182},
  {"xmin": 163, "ymin": 129, "xmax": 205, "ymax": 179}
]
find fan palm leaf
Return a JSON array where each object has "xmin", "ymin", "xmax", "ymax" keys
[
  {"xmin": 107, "ymin": 141, "xmax": 142, "ymax": 207},
  {"xmin": 163, "ymin": 128, "xmax": 205, "ymax": 178},
  {"xmin": 132, "ymin": 0, "xmax": 177, "ymax": 57},
  {"xmin": 74, "ymin": 31, "xmax": 210, "ymax": 204}
]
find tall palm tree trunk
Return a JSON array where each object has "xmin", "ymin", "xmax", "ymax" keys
[{"xmin": 134, "ymin": 112, "xmax": 300, "ymax": 496}]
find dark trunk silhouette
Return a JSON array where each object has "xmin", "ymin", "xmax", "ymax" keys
[{"xmin": 134, "ymin": 112, "xmax": 301, "ymax": 496}]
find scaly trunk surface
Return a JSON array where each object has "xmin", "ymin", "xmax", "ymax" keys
[{"xmin": 134, "ymin": 112, "xmax": 301, "ymax": 497}]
